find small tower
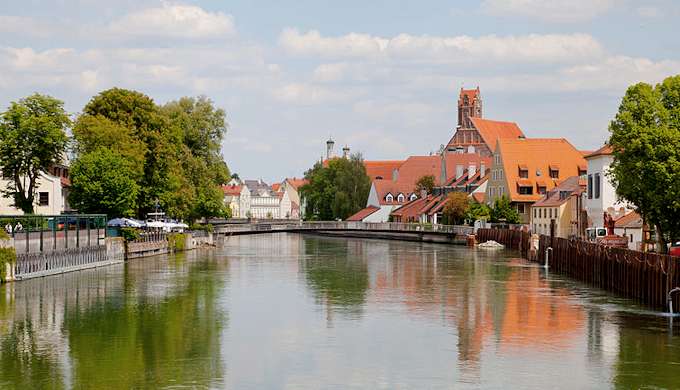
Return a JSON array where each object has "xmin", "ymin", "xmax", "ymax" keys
[
  {"xmin": 457, "ymin": 86, "xmax": 482, "ymax": 129},
  {"xmin": 326, "ymin": 137, "xmax": 335, "ymax": 160},
  {"xmin": 342, "ymin": 145, "xmax": 350, "ymax": 158}
]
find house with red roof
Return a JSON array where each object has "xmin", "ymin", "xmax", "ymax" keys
[
  {"xmin": 529, "ymin": 176, "xmax": 586, "ymax": 238},
  {"xmin": 614, "ymin": 211, "xmax": 645, "ymax": 250},
  {"xmin": 584, "ymin": 144, "xmax": 630, "ymax": 228},
  {"xmin": 222, "ymin": 183, "xmax": 251, "ymax": 218}
]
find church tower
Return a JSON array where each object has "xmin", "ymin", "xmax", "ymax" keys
[{"xmin": 457, "ymin": 87, "xmax": 482, "ymax": 130}]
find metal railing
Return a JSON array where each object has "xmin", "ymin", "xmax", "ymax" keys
[
  {"xmin": 1, "ymin": 214, "xmax": 107, "ymax": 253},
  {"xmin": 215, "ymin": 221, "xmax": 474, "ymax": 236}
]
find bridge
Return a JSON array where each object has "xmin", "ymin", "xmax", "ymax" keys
[{"xmin": 214, "ymin": 221, "xmax": 475, "ymax": 245}]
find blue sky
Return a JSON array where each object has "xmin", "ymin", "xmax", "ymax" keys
[{"xmin": 1, "ymin": 0, "xmax": 679, "ymax": 182}]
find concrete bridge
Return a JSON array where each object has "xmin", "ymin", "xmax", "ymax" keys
[{"xmin": 214, "ymin": 221, "xmax": 474, "ymax": 245}]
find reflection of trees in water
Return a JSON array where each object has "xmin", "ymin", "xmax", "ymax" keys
[
  {"xmin": 0, "ymin": 252, "xmax": 227, "ymax": 389},
  {"xmin": 613, "ymin": 315, "xmax": 680, "ymax": 389},
  {"xmin": 301, "ymin": 237, "xmax": 369, "ymax": 314}
]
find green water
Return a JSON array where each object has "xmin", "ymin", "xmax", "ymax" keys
[{"xmin": 1, "ymin": 233, "xmax": 680, "ymax": 389}]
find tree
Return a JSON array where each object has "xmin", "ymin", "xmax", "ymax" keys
[
  {"xmin": 466, "ymin": 200, "xmax": 491, "ymax": 223},
  {"xmin": 608, "ymin": 75, "xmax": 680, "ymax": 251},
  {"xmin": 300, "ymin": 154, "xmax": 371, "ymax": 221},
  {"xmin": 69, "ymin": 148, "xmax": 140, "ymax": 217},
  {"xmin": 442, "ymin": 192, "xmax": 469, "ymax": 225},
  {"xmin": 0, "ymin": 94, "xmax": 70, "ymax": 213},
  {"xmin": 490, "ymin": 196, "xmax": 521, "ymax": 224},
  {"xmin": 414, "ymin": 175, "xmax": 436, "ymax": 195}
]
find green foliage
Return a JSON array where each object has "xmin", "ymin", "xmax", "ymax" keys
[
  {"xmin": 120, "ymin": 227, "xmax": 140, "ymax": 242},
  {"xmin": 69, "ymin": 148, "xmax": 140, "ymax": 217},
  {"xmin": 0, "ymin": 247, "xmax": 16, "ymax": 283},
  {"xmin": 0, "ymin": 94, "xmax": 70, "ymax": 213},
  {"xmin": 189, "ymin": 223, "xmax": 213, "ymax": 233},
  {"xmin": 168, "ymin": 233, "xmax": 189, "ymax": 252},
  {"xmin": 608, "ymin": 75, "xmax": 680, "ymax": 247},
  {"xmin": 490, "ymin": 196, "xmax": 521, "ymax": 224},
  {"xmin": 414, "ymin": 175, "xmax": 436, "ymax": 195},
  {"xmin": 70, "ymin": 89, "xmax": 230, "ymax": 221},
  {"xmin": 466, "ymin": 200, "xmax": 491, "ymax": 223},
  {"xmin": 442, "ymin": 192, "xmax": 469, "ymax": 225},
  {"xmin": 300, "ymin": 154, "xmax": 371, "ymax": 221}
]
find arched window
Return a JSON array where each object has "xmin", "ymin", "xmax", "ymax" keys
[
  {"xmin": 397, "ymin": 193, "xmax": 405, "ymax": 203},
  {"xmin": 409, "ymin": 193, "xmax": 418, "ymax": 201},
  {"xmin": 385, "ymin": 193, "xmax": 394, "ymax": 203}
]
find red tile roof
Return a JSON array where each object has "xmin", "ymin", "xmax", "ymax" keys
[
  {"xmin": 285, "ymin": 177, "xmax": 308, "ymax": 190},
  {"xmin": 364, "ymin": 160, "xmax": 404, "ymax": 180},
  {"xmin": 532, "ymin": 176, "xmax": 585, "ymax": 207},
  {"xmin": 471, "ymin": 192, "xmax": 486, "ymax": 204},
  {"xmin": 222, "ymin": 185, "xmax": 242, "ymax": 196},
  {"xmin": 496, "ymin": 138, "xmax": 587, "ymax": 202},
  {"xmin": 584, "ymin": 144, "xmax": 613, "ymax": 159},
  {"xmin": 470, "ymin": 117, "xmax": 525, "ymax": 150},
  {"xmin": 459, "ymin": 88, "xmax": 480, "ymax": 103},
  {"xmin": 346, "ymin": 206, "xmax": 380, "ymax": 221},
  {"xmin": 271, "ymin": 183, "xmax": 282, "ymax": 192},
  {"xmin": 615, "ymin": 211, "xmax": 643, "ymax": 228}
]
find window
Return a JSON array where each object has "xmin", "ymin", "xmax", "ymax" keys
[
  {"xmin": 519, "ymin": 168, "xmax": 529, "ymax": 179},
  {"xmin": 533, "ymin": 208, "xmax": 537, "ymax": 218},
  {"xmin": 518, "ymin": 186, "xmax": 533, "ymax": 195},
  {"xmin": 517, "ymin": 203, "xmax": 525, "ymax": 214},
  {"xmin": 39, "ymin": 192, "xmax": 49, "ymax": 206},
  {"xmin": 549, "ymin": 208, "xmax": 552, "ymax": 218},
  {"xmin": 549, "ymin": 168, "xmax": 559, "ymax": 179},
  {"xmin": 409, "ymin": 193, "xmax": 418, "ymax": 201},
  {"xmin": 537, "ymin": 186, "xmax": 547, "ymax": 195},
  {"xmin": 386, "ymin": 194, "xmax": 393, "ymax": 203},
  {"xmin": 587, "ymin": 175, "xmax": 593, "ymax": 199},
  {"xmin": 594, "ymin": 173, "xmax": 601, "ymax": 199},
  {"xmin": 397, "ymin": 193, "xmax": 405, "ymax": 203}
]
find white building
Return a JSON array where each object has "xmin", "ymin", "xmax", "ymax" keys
[
  {"xmin": 614, "ymin": 212, "xmax": 644, "ymax": 251},
  {"xmin": 584, "ymin": 145, "xmax": 629, "ymax": 228},
  {"xmin": 0, "ymin": 171, "xmax": 65, "ymax": 215},
  {"xmin": 222, "ymin": 183, "xmax": 251, "ymax": 218}
]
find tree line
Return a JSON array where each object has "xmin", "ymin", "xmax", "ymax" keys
[{"xmin": 0, "ymin": 89, "xmax": 231, "ymax": 221}]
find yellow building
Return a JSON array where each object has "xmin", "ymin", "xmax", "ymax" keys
[{"xmin": 530, "ymin": 176, "xmax": 586, "ymax": 238}]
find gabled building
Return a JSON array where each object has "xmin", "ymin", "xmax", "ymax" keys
[
  {"xmin": 0, "ymin": 171, "xmax": 66, "ymax": 215},
  {"xmin": 222, "ymin": 184, "xmax": 251, "ymax": 218},
  {"xmin": 486, "ymin": 138, "xmax": 587, "ymax": 224},
  {"xmin": 529, "ymin": 176, "xmax": 586, "ymax": 238},
  {"xmin": 584, "ymin": 145, "xmax": 629, "ymax": 228},
  {"xmin": 614, "ymin": 211, "xmax": 644, "ymax": 251}
]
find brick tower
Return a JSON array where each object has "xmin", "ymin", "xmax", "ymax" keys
[{"xmin": 457, "ymin": 87, "xmax": 482, "ymax": 130}]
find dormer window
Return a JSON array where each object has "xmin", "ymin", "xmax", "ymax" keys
[
  {"xmin": 549, "ymin": 165, "xmax": 559, "ymax": 179},
  {"xmin": 537, "ymin": 186, "xmax": 547, "ymax": 195},
  {"xmin": 518, "ymin": 164, "xmax": 529, "ymax": 179},
  {"xmin": 409, "ymin": 193, "xmax": 418, "ymax": 201},
  {"xmin": 397, "ymin": 193, "xmax": 405, "ymax": 203},
  {"xmin": 518, "ymin": 180, "xmax": 533, "ymax": 195},
  {"xmin": 385, "ymin": 193, "xmax": 394, "ymax": 203}
]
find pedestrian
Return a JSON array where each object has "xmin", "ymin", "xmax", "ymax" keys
[
  {"xmin": 14, "ymin": 222, "xmax": 23, "ymax": 232},
  {"xmin": 4, "ymin": 223, "xmax": 12, "ymax": 235}
]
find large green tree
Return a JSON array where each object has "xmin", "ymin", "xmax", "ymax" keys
[
  {"xmin": 442, "ymin": 192, "xmax": 469, "ymax": 225},
  {"xmin": 0, "ymin": 94, "xmax": 70, "ymax": 213},
  {"xmin": 69, "ymin": 148, "xmax": 140, "ymax": 217},
  {"xmin": 300, "ymin": 154, "xmax": 371, "ymax": 221},
  {"xmin": 608, "ymin": 75, "xmax": 680, "ymax": 250},
  {"xmin": 70, "ymin": 89, "xmax": 231, "ymax": 221}
]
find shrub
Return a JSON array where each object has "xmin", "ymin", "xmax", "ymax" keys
[
  {"xmin": 0, "ymin": 247, "xmax": 16, "ymax": 283},
  {"xmin": 120, "ymin": 227, "xmax": 140, "ymax": 242},
  {"xmin": 168, "ymin": 233, "xmax": 189, "ymax": 252}
]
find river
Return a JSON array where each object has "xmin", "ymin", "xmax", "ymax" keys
[{"xmin": 1, "ymin": 234, "xmax": 679, "ymax": 389}]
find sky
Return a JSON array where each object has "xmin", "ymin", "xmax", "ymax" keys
[{"xmin": 1, "ymin": 0, "xmax": 679, "ymax": 183}]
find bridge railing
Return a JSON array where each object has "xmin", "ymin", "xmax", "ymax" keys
[{"xmin": 215, "ymin": 221, "xmax": 473, "ymax": 236}]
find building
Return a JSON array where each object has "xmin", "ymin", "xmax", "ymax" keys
[
  {"xmin": 0, "ymin": 171, "xmax": 66, "ymax": 215},
  {"xmin": 584, "ymin": 145, "xmax": 629, "ymax": 228},
  {"xmin": 445, "ymin": 88, "xmax": 525, "ymax": 157},
  {"xmin": 222, "ymin": 183, "xmax": 251, "ymax": 218},
  {"xmin": 362, "ymin": 152, "xmax": 491, "ymax": 222},
  {"xmin": 529, "ymin": 176, "xmax": 586, "ymax": 238},
  {"xmin": 614, "ymin": 211, "xmax": 644, "ymax": 251},
  {"xmin": 280, "ymin": 178, "xmax": 307, "ymax": 219},
  {"xmin": 486, "ymin": 138, "xmax": 587, "ymax": 224}
]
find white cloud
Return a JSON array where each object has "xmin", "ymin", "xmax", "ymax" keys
[
  {"xmin": 272, "ymin": 83, "xmax": 360, "ymax": 104},
  {"xmin": 480, "ymin": 0, "xmax": 614, "ymax": 23},
  {"xmin": 108, "ymin": 3, "xmax": 235, "ymax": 38},
  {"xmin": 280, "ymin": 29, "xmax": 603, "ymax": 64}
]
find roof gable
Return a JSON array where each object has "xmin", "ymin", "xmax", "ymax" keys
[{"xmin": 470, "ymin": 117, "xmax": 525, "ymax": 149}]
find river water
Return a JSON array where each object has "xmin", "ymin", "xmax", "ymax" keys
[{"xmin": 1, "ymin": 234, "xmax": 680, "ymax": 389}]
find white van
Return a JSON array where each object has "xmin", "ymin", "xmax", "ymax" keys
[{"xmin": 586, "ymin": 227, "xmax": 607, "ymax": 242}]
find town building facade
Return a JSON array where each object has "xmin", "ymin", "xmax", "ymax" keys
[
  {"xmin": 0, "ymin": 171, "xmax": 67, "ymax": 215},
  {"xmin": 529, "ymin": 176, "xmax": 586, "ymax": 238},
  {"xmin": 584, "ymin": 145, "xmax": 629, "ymax": 228}
]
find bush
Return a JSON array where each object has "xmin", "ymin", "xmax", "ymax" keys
[
  {"xmin": 189, "ymin": 223, "xmax": 213, "ymax": 233},
  {"xmin": 0, "ymin": 247, "xmax": 16, "ymax": 283},
  {"xmin": 168, "ymin": 233, "xmax": 189, "ymax": 252},
  {"xmin": 120, "ymin": 227, "xmax": 140, "ymax": 242}
]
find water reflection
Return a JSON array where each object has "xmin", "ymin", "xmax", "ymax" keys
[
  {"xmin": 0, "ymin": 251, "xmax": 227, "ymax": 389},
  {"xmin": 1, "ymin": 234, "xmax": 680, "ymax": 388}
]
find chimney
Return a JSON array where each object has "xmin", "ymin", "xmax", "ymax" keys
[
  {"xmin": 440, "ymin": 153, "xmax": 447, "ymax": 184},
  {"xmin": 468, "ymin": 163, "xmax": 477, "ymax": 178},
  {"xmin": 480, "ymin": 162, "xmax": 486, "ymax": 176},
  {"xmin": 392, "ymin": 168, "xmax": 399, "ymax": 182},
  {"xmin": 326, "ymin": 138, "xmax": 335, "ymax": 160},
  {"xmin": 456, "ymin": 164, "xmax": 464, "ymax": 179},
  {"xmin": 342, "ymin": 145, "xmax": 350, "ymax": 158}
]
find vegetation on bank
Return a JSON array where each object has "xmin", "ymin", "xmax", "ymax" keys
[
  {"xmin": 608, "ymin": 75, "xmax": 680, "ymax": 251},
  {"xmin": 0, "ymin": 230, "xmax": 16, "ymax": 282},
  {"xmin": 300, "ymin": 154, "xmax": 371, "ymax": 221}
]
